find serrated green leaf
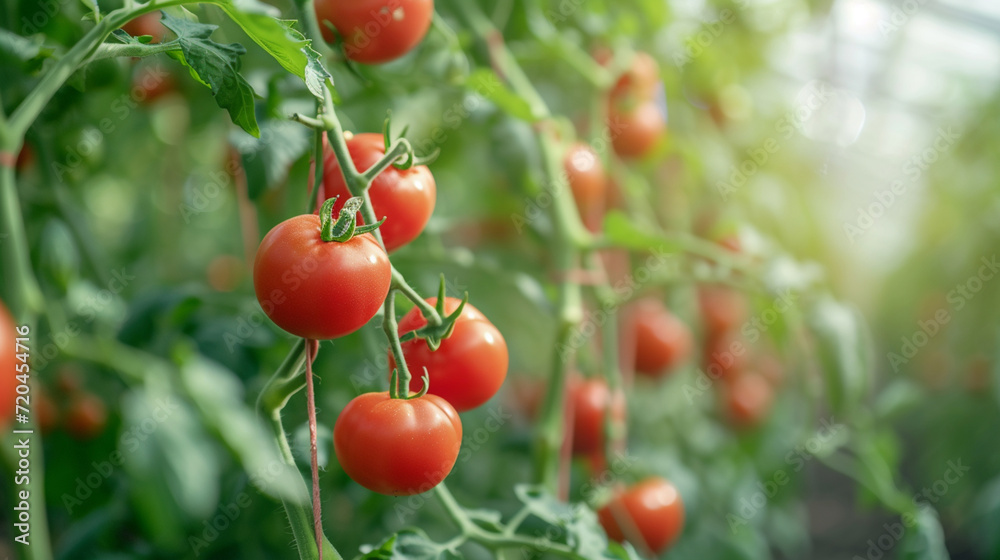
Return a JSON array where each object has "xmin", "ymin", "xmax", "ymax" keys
[
  {"xmin": 359, "ymin": 529, "xmax": 458, "ymax": 560},
  {"xmin": 160, "ymin": 13, "xmax": 259, "ymax": 136},
  {"xmin": 204, "ymin": 0, "xmax": 332, "ymax": 98}
]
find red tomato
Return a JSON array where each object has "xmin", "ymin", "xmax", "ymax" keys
[
  {"xmin": 253, "ymin": 214, "xmax": 391, "ymax": 340},
  {"xmin": 0, "ymin": 302, "xmax": 18, "ymax": 429},
  {"xmin": 631, "ymin": 298, "xmax": 692, "ymax": 377},
  {"xmin": 15, "ymin": 144, "xmax": 35, "ymax": 173},
  {"xmin": 609, "ymin": 101, "xmax": 664, "ymax": 159},
  {"xmin": 319, "ymin": 133, "xmax": 436, "ymax": 253},
  {"xmin": 390, "ymin": 297, "xmax": 508, "ymax": 412},
  {"xmin": 65, "ymin": 393, "xmax": 108, "ymax": 439},
  {"xmin": 570, "ymin": 377, "xmax": 625, "ymax": 456},
  {"xmin": 207, "ymin": 255, "xmax": 244, "ymax": 292},
  {"xmin": 698, "ymin": 285, "xmax": 748, "ymax": 338},
  {"xmin": 598, "ymin": 477, "xmax": 685, "ymax": 554},
  {"xmin": 34, "ymin": 384, "xmax": 59, "ymax": 434},
  {"xmin": 132, "ymin": 65, "xmax": 175, "ymax": 104},
  {"xmin": 56, "ymin": 365, "xmax": 83, "ymax": 394},
  {"xmin": 721, "ymin": 370, "xmax": 773, "ymax": 427},
  {"xmin": 716, "ymin": 233, "xmax": 741, "ymax": 253},
  {"xmin": 703, "ymin": 330, "xmax": 749, "ymax": 381},
  {"xmin": 610, "ymin": 52, "xmax": 660, "ymax": 106},
  {"xmin": 334, "ymin": 391, "xmax": 462, "ymax": 495},
  {"xmin": 754, "ymin": 353, "xmax": 785, "ymax": 387},
  {"xmin": 564, "ymin": 143, "xmax": 606, "ymax": 232},
  {"xmin": 122, "ymin": 12, "xmax": 167, "ymax": 43},
  {"xmin": 315, "ymin": 0, "xmax": 434, "ymax": 64}
]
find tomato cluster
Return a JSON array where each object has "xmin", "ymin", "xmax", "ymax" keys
[
  {"xmin": 254, "ymin": 167, "xmax": 508, "ymax": 494},
  {"xmin": 605, "ymin": 52, "xmax": 666, "ymax": 159},
  {"xmin": 697, "ymin": 243, "xmax": 782, "ymax": 427}
]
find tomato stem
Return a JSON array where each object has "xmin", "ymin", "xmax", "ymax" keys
[
  {"xmin": 383, "ymin": 291, "xmax": 414, "ymax": 399},
  {"xmin": 303, "ymin": 339, "xmax": 324, "ymax": 560}
]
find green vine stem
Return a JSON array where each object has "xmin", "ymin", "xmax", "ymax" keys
[
  {"xmin": 382, "ymin": 290, "xmax": 412, "ymax": 398},
  {"xmin": 269, "ymin": 410, "xmax": 343, "ymax": 560},
  {"xmin": 0, "ymin": 164, "xmax": 43, "ymax": 318},
  {"xmin": 448, "ymin": 0, "xmax": 591, "ymax": 493}
]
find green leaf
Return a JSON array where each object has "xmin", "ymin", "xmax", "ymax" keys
[
  {"xmin": 359, "ymin": 529, "xmax": 459, "ymax": 560},
  {"xmin": 204, "ymin": 0, "xmax": 332, "ymax": 98},
  {"xmin": 179, "ymin": 356, "xmax": 305, "ymax": 503},
  {"xmin": 603, "ymin": 210, "xmax": 682, "ymax": 252},
  {"xmin": 160, "ymin": 13, "xmax": 259, "ymax": 136},
  {"xmin": 807, "ymin": 297, "xmax": 871, "ymax": 416},
  {"xmin": 0, "ymin": 29, "xmax": 51, "ymax": 62},
  {"xmin": 467, "ymin": 69, "xmax": 536, "ymax": 122},
  {"xmin": 229, "ymin": 117, "xmax": 310, "ymax": 198}
]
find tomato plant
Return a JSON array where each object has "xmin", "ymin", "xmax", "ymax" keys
[
  {"xmin": 318, "ymin": 132, "xmax": 436, "ymax": 253},
  {"xmin": 390, "ymin": 297, "xmax": 508, "ymax": 412},
  {"xmin": 0, "ymin": 0, "xmax": 993, "ymax": 558},
  {"xmin": 333, "ymin": 391, "xmax": 461, "ymax": 495},
  {"xmin": 314, "ymin": 0, "xmax": 434, "ymax": 64}
]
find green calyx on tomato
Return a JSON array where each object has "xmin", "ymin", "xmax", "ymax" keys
[
  {"xmin": 398, "ymin": 275, "xmax": 469, "ymax": 351},
  {"xmin": 318, "ymin": 195, "xmax": 385, "ymax": 243}
]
